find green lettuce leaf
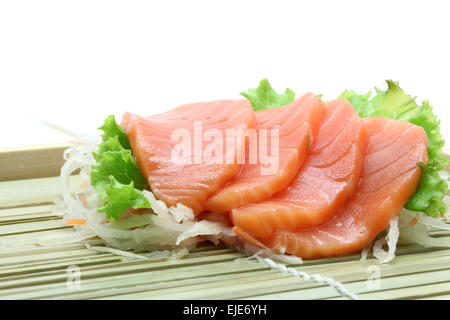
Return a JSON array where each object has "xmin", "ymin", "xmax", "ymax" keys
[
  {"xmin": 98, "ymin": 176, "xmax": 150, "ymax": 222},
  {"xmin": 339, "ymin": 80, "xmax": 448, "ymax": 217},
  {"xmin": 241, "ymin": 78, "xmax": 296, "ymax": 111},
  {"xmin": 405, "ymin": 162, "xmax": 448, "ymax": 216},
  {"xmin": 91, "ymin": 149, "xmax": 149, "ymax": 198},
  {"xmin": 91, "ymin": 115, "xmax": 150, "ymax": 221},
  {"xmin": 98, "ymin": 115, "xmax": 131, "ymax": 150},
  {"xmin": 93, "ymin": 136, "xmax": 125, "ymax": 162}
]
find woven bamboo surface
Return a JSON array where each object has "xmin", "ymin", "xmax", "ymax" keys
[{"xmin": 0, "ymin": 143, "xmax": 449, "ymax": 300}]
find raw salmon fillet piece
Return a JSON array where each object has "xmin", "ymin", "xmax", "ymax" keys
[
  {"xmin": 204, "ymin": 93, "xmax": 326, "ymax": 214},
  {"xmin": 230, "ymin": 99, "xmax": 367, "ymax": 239},
  {"xmin": 265, "ymin": 117, "xmax": 428, "ymax": 259},
  {"xmin": 121, "ymin": 100, "xmax": 256, "ymax": 214}
]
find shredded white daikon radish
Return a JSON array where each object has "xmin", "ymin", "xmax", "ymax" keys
[
  {"xmin": 360, "ymin": 241, "xmax": 373, "ymax": 261},
  {"xmin": 144, "ymin": 250, "xmax": 172, "ymax": 259},
  {"xmin": 176, "ymin": 221, "xmax": 227, "ymax": 245},
  {"xmin": 169, "ymin": 203, "xmax": 195, "ymax": 223},
  {"xmin": 240, "ymin": 242, "xmax": 303, "ymax": 264},
  {"xmin": 38, "ymin": 228, "xmax": 97, "ymax": 246},
  {"xmin": 398, "ymin": 208, "xmax": 450, "ymax": 248},
  {"xmin": 373, "ymin": 216, "xmax": 399, "ymax": 263},
  {"xmin": 169, "ymin": 247, "xmax": 190, "ymax": 261}
]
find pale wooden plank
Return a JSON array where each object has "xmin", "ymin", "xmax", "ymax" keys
[
  {"xmin": 0, "ymin": 228, "xmax": 94, "ymax": 250},
  {"xmin": 0, "ymin": 176, "xmax": 81, "ymax": 208},
  {"xmin": 0, "ymin": 244, "xmax": 448, "ymax": 300},
  {"xmin": 344, "ymin": 268, "xmax": 450, "ymax": 299},
  {"xmin": 0, "ymin": 239, "xmax": 222, "ymax": 259},
  {"xmin": 0, "ymin": 219, "xmax": 68, "ymax": 236},
  {"xmin": 419, "ymin": 294, "xmax": 450, "ymax": 300},
  {"xmin": 0, "ymin": 248, "xmax": 104, "ymax": 268},
  {"xmin": 0, "ymin": 251, "xmax": 245, "ymax": 291},
  {"xmin": 0, "ymin": 222, "xmax": 446, "ymax": 300},
  {"xmin": 338, "ymin": 282, "xmax": 450, "ymax": 300},
  {"xmin": 247, "ymin": 268, "xmax": 450, "ymax": 300},
  {"xmin": 0, "ymin": 238, "xmax": 104, "ymax": 259},
  {"xmin": 1, "ymin": 258, "xmax": 270, "ymax": 300},
  {"xmin": 0, "ymin": 142, "xmax": 72, "ymax": 181},
  {"xmin": 0, "ymin": 205, "xmax": 60, "ymax": 226},
  {"xmin": 0, "ymin": 205, "xmax": 54, "ymax": 217},
  {"xmin": 0, "ymin": 251, "xmax": 115, "ymax": 275},
  {"xmin": 95, "ymin": 250, "xmax": 450, "ymax": 300},
  {"xmin": 0, "ymin": 255, "xmax": 122, "ymax": 279},
  {"xmin": 56, "ymin": 253, "xmax": 450, "ymax": 300},
  {"xmin": 443, "ymin": 147, "xmax": 450, "ymax": 160},
  {"xmin": 0, "ymin": 214, "xmax": 60, "ymax": 225},
  {"xmin": 0, "ymin": 246, "xmax": 233, "ymax": 276}
]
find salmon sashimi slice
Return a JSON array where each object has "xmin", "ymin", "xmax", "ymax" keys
[
  {"xmin": 121, "ymin": 100, "xmax": 256, "ymax": 214},
  {"xmin": 265, "ymin": 117, "xmax": 428, "ymax": 259},
  {"xmin": 204, "ymin": 93, "xmax": 326, "ymax": 214},
  {"xmin": 230, "ymin": 99, "xmax": 367, "ymax": 239}
]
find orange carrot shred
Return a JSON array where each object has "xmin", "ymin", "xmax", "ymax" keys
[
  {"xmin": 232, "ymin": 226, "xmax": 269, "ymax": 250},
  {"xmin": 65, "ymin": 219, "xmax": 86, "ymax": 226},
  {"xmin": 72, "ymin": 141, "xmax": 87, "ymax": 145},
  {"xmin": 79, "ymin": 195, "xmax": 87, "ymax": 206},
  {"xmin": 409, "ymin": 217, "xmax": 418, "ymax": 227}
]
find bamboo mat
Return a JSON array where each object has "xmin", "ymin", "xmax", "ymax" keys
[{"xmin": 0, "ymin": 144, "xmax": 449, "ymax": 300}]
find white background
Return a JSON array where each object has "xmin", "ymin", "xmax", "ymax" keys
[{"xmin": 0, "ymin": 0, "xmax": 449, "ymax": 148}]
